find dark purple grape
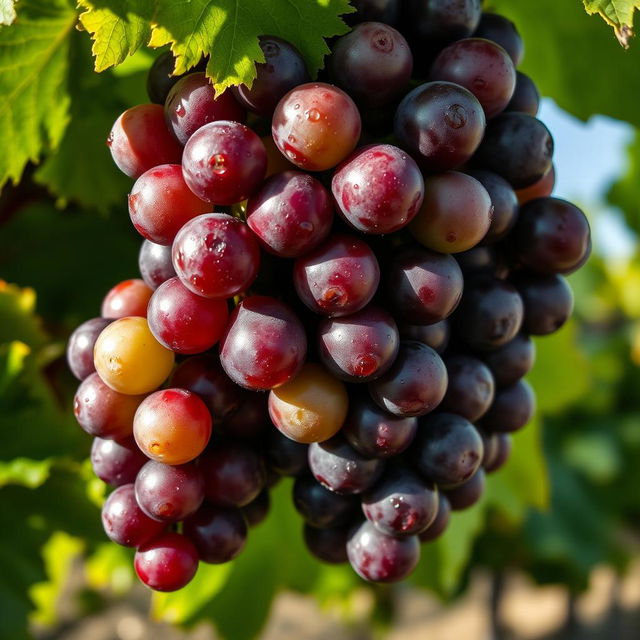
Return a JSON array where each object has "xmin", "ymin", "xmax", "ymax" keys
[
  {"xmin": 473, "ymin": 112, "xmax": 553, "ymax": 189},
  {"xmin": 441, "ymin": 355, "xmax": 495, "ymax": 422},
  {"xmin": 221, "ymin": 391, "xmax": 270, "ymax": 440},
  {"xmin": 362, "ymin": 467, "xmax": 439, "ymax": 536},
  {"xmin": 265, "ymin": 429, "xmax": 308, "ymax": 477},
  {"xmin": 473, "ymin": 12, "xmax": 524, "ymax": 65},
  {"xmin": 135, "ymin": 460, "xmax": 205, "ymax": 523},
  {"xmin": 91, "ymin": 437, "xmax": 147, "ymax": 486},
  {"xmin": 101, "ymin": 484, "xmax": 165, "ymax": 547},
  {"xmin": 506, "ymin": 71, "xmax": 539, "ymax": 116},
  {"xmin": 394, "ymin": 82, "xmax": 485, "ymax": 171},
  {"xmin": 232, "ymin": 36, "xmax": 309, "ymax": 116},
  {"xmin": 308, "ymin": 436, "xmax": 385, "ymax": 495},
  {"xmin": 294, "ymin": 234, "xmax": 380, "ymax": 317},
  {"xmin": 347, "ymin": 520, "xmax": 420, "ymax": 583},
  {"xmin": 147, "ymin": 51, "xmax": 183, "ymax": 105},
  {"xmin": 303, "ymin": 524, "xmax": 349, "ymax": 564},
  {"xmin": 455, "ymin": 246, "xmax": 509, "ymax": 279},
  {"xmin": 482, "ymin": 333, "xmax": 535, "ymax": 387},
  {"xmin": 318, "ymin": 306, "xmax": 399, "ymax": 383},
  {"xmin": 329, "ymin": 23, "xmax": 412, "ymax": 107},
  {"xmin": 418, "ymin": 494, "xmax": 451, "ymax": 542},
  {"xmin": 200, "ymin": 442, "xmax": 266, "ymax": 507},
  {"xmin": 445, "ymin": 468, "xmax": 485, "ymax": 510},
  {"xmin": 515, "ymin": 273, "xmax": 574, "ymax": 336},
  {"xmin": 246, "ymin": 170, "xmax": 333, "ymax": 258},
  {"xmin": 138, "ymin": 240, "xmax": 176, "ymax": 290},
  {"xmin": 412, "ymin": 413, "xmax": 484, "ymax": 487},
  {"xmin": 183, "ymin": 504, "xmax": 248, "ymax": 563},
  {"xmin": 346, "ymin": 0, "xmax": 400, "ymax": 26},
  {"xmin": 241, "ymin": 490, "xmax": 270, "ymax": 527},
  {"xmin": 484, "ymin": 434, "xmax": 512, "ymax": 473},
  {"xmin": 466, "ymin": 170, "xmax": 519, "ymax": 243},
  {"xmin": 454, "ymin": 277, "xmax": 523, "ymax": 351},
  {"xmin": 514, "ymin": 197, "xmax": 590, "ymax": 274},
  {"xmin": 387, "ymin": 247, "xmax": 463, "ymax": 324},
  {"xmin": 481, "ymin": 380, "xmax": 535, "ymax": 433},
  {"xmin": 343, "ymin": 395, "xmax": 418, "ymax": 459},
  {"xmin": 293, "ymin": 475, "xmax": 358, "ymax": 527},
  {"xmin": 398, "ymin": 320, "xmax": 450, "ymax": 354},
  {"xmin": 369, "ymin": 341, "xmax": 447, "ymax": 417},
  {"xmin": 67, "ymin": 317, "xmax": 112, "ymax": 380}
]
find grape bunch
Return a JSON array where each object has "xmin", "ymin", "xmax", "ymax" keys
[{"xmin": 67, "ymin": 0, "xmax": 591, "ymax": 591}]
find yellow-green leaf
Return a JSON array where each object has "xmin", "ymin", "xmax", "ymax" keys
[
  {"xmin": 583, "ymin": 0, "xmax": 639, "ymax": 47},
  {"xmin": 0, "ymin": 0, "xmax": 16, "ymax": 25}
]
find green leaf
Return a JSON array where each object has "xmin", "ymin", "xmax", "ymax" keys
[
  {"xmin": 77, "ymin": 0, "xmax": 154, "ymax": 72},
  {"xmin": 0, "ymin": 457, "xmax": 53, "ymax": 489},
  {"xmin": 85, "ymin": 543, "xmax": 134, "ymax": 595},
  {"xmin": 0, "ymin": 0, "xmax": 76, "ymax": 186},
  {"xmin": 583, "ymin": 0, "xmax": 639, "ymax": 47},
  {"xmin": 0, "ymin": 285, "xmax": 47, "ymax": 350},
  {"xmin": 607, "ymin": 131, "xmax": 640, "ymax": 234},
  {"xmin": 0, "ymin": 0, "xmax": 16, "ymax": 25}
]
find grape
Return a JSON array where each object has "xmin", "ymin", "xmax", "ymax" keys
[
  {"xmin": 506, "ymin": 71, "xmax": 540, "ymax": 116},
  {"xmin": 410, "ymin": 171, "xmax": 492, "ymax": 254},
  {"xmin": 482, "ymin": 333, "xmax": 535, "ymax": 387},
  {"xmin": 200, "ymin": 441, "xmax": 266, "ymax": 507},
  {"xmin": 369, "ymin": 341, "xmax": 447, "ymax": 417},
  {"xmin": 347, "ymin": 520, "xmax": 420, "ymax": 583},
  {"xmin": 308, "ymin": 436, "xmax": 384, "ymax": 494},
  {"xmin": 293, "ymin": 475, "xmax": 358, "ymax": 527},
  {"xmin": 318, "ymin": 306, "xmax": 399, "ymax": 383},
  {"xmin": 108, "ymin": 104, "xmax": 182, "ymax": 179},
  {"xmin": 265, "ymin": 429, "xmax": 308, "ymax": 476},
  {"xmin": 220, "ymin": 296, "xmax": 307, "ymax": 390},
  {"xmin": 272, "ymin": 82, "xmax": 361, "ymax": 171},
  {"xmin": 516, "ymin": 164, "xmax": 555, "ymax": 204},
  {"xmin": 147, "ymin": 51, "xmax": 183, "ymax": 105},
  {"xmin": 128, "ymin": 164, "xmax": 211, "ymax": 245},
  {"xmin": 418, "ymin": 494, "xmax": 451, "ymax": 542},
  {"xmin": 262, "ymin": 134, "xmax": 297, "ymax": 177},
  {"xmin": 172, "ymin": 213, "xmax": 261, "ymax": 299},
  {"xmin": 101, "ymin": 484, "xmax": 165, "ymax": 547},
  {"xmin": 394, "ymin": 82, "xmax": 485, "ymax": 171},
  {"xmin": 101, "ymin": 279, "xmax": 153, "ymax": 319},
  {"xmin": 74, "ymin": 373, "xmax": 146, "ymax": 440},
  {"xmin": 429, "ymin": 38, "xmax": 516, "ymax": 118},
  {"xmin": 473, "ymin": 112, "xmax": 553, "ymax": 189},
  {"xmin": 133, "ymin": 389, "xmax": 212, "ymax": 465},
  {"xmin": 346, "ymin": 0, "xmax": 400, "ymax": 26},
  {"xmin": 343, "ymin": 397, "xmax": 417, "ymax": 460},
  {"xmin": 441, "ymin": 355, "xmax": 495, "ymax": 422},
  {"xmin": 91, "ymin": 437, "xmax": 147, "ymax": 486},
  {"xmin": 135, "ymin": 460, "xmax": 205, "ymax": 522},
  {"xmin": 246, "ymin": 171, "xmax": 333, "ymax": 257},
  {"xmin": 412, "ymin": 413, "xmax": 484, "ymax": 487},
  {"xmin": 241, "ymin": 490, "xmax": 271, "ymax": 527},
  {"xmin": 171, "ymin": 354, "xmax": 242, "ymax": 422},
  {"xmin": 329, "ymin": 23, "xmax": 412, "ymax": 107},
  {"xmin": 387, "ymin": 247, "xmax": 464, "ymax": 324},
  {"xmin": 232, "ymin": 36, "xmax": 309, "ymax": 116},
  {"xmin": 331, "ymin": 144, "xmax": 424, "ymax": 234},
  {"xmin": 481, "ymin": 380, "xmax": 535, "ymax": 433},
  {"xmin": 269, "ymin": 362, "xmax": 348, "ymax": 443},
  {"xmin": 454, "ymin": 277, "xmax": 523, "ymax": 351},
  {"xmin": 221, "ymin": 391, "xmax": 270, "ymax": 440},
  {"xmin": 515, "ymin": 273, "xmax": 574, "ymax": 335},
  {"xmin": 445, "ymin": 468, "xmax": 485, "ymax": 510},
  {"xmin": 293, "ymin": 234, "xmax": 380, "ymax": 317},
  {"xmin": 513, "ymin": 197, "xmax": 591, "ymax": 274},
  {"xmin": 164, "ymin": 72, "xmax": 246, "ymax": 145},
  {"xmin": 455, "ymin": 245, "xmax": 509, "ymax": 279},
  {"xmin": 473, "ymin": 12, "xmax": 524, "ymax": 65},
  {"xmin": 147, "ymin": 277, "xmax": 229, "ymax": 354},
  {"xmin": 362, "ymin": 467, "xmax": 439, "ymax": 536},
  {"xmin": 93, "ymin": 317, "xmax": 175, "ymax": 395},
  {"xmin": 398, "ymin": 320, "xmax": 450, "ymax": 354},
  {"xmin": 466, "ymin": 170, "xmax": 519, "ymax": 243},
  {"xmin": 484, "ymin": 434, "xmax": 512, "ymax": 473},
  {"xmin": 67, "ymin": 317, "xmax": 112, "ymax": 380},
  {"xmin": 182, "ymin": 121, "xmax": 267, "ymax": 204},
  {"xmin": 303, "ymin": 524, "xmax": 349, "ymax": 564},
  {"xmin": 134, "ymin": 532, "xmax": 199, "ymax": 591},
  {"xmin": 138, "ymin": 240, "xmax": 176, "ymax": 290},
  {"xmin": 183, "ymin": 505, "xmax": 248, "ymax": 563}
]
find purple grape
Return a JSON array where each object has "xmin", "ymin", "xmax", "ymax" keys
[
  {"xmin": 147, "ymin": 51, "xmax": 183, "ymax": 105},
  {"xmin": 67, "ymin": 317, "xmax": 112, "ymax": 380},
  {"xmin": 91, "ymin": 437, "xmax": 147, "ymax": 486},
  {"xmin": 506, "ymin": 71, "xmax": 540, "ymax": 115},
  {"xmin": 304, "ymin": 524, "xmax": 349, "ymax": 564},
  {"xmin": 455, "ymin": 245, "xmax": 509, "ymax": 279},
  {"xmin": 484, "ymin": 434, "xmax": 512, "ymax": 473},
  {"xmin": 293, "ymin": 475, "xmax": 358, "ymax": 527},
  {"xmin": 241, "ymin": 490, "xmax": 270, "ymax": 527},
  {"xmin": 445, "ymin": 468, "xmax": 486, "ymax": 510},
  {"xmin": 418, "ymin": 494, "xmax": 451, "ymax": 542},
  {"xmin": 473, "ymin": 12, "xmax": 524, "ymax": 65},
  {"xmin": 441, "ymin": 355, "xmax": 495, "ymax": 422},
  {"xmin": 481, "ymin": 380, "xmax": 535, "ymax": 433},
  {"xmin": 346, "ymin": 0, "xmax": 400, "ymax": 27},
  {"xmin": 265, "ymin": 429, "xmax": 309, "ymax": 477},
  {"xmin": 398, "ymin": 320, "xmax": 450, "ymax": 354},
  {"xmin": 515, "ymin": 273, "xmax": 574, "ymax": 336},
  {"xmin": 138, "ymin": 240, "xmax": 176, "ymax": 290},
  {"xmin": 221, "ymin": 391, "xmax": 270, "ymax": 440},
  {"xmin": 481, "ymin": 333, "xmax": 535, "ymax": 387}
]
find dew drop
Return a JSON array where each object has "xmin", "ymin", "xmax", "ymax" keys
[
  {"xmin": 209, "ymin": 153, "xmax": 227, "ymax": 174},
  {"xmin": 306, "ymin": 108, "xmax": 321, "ymax": 122}
]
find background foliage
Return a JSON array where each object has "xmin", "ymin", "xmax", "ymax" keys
[{"xmin": 1, "ymin": 1, "xmax": 640, "ymax": 639}]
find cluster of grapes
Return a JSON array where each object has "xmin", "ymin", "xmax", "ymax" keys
[{"xmin": 67, "ymin": 0, "xmax": 591, "ymax": 592}]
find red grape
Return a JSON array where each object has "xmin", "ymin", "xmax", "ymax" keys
[{"xmin": 101, "ymin": 279, "xmax": 153, "ymax": 319}]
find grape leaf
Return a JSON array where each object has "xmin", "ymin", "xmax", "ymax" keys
[
  {"xmin": 0, "ymin": 0, "xmax": 16, "ymax": 25},
  {"xmin": 607, "ymin": 131, "xmax": 640, "ymax": 233},
  {"xmin": 0, "ymin": 0, "xmax": 76, "ymax": 186},
  {"xmin": 583, "ymin": 0, "xmax": 639, "ymax": 47}
]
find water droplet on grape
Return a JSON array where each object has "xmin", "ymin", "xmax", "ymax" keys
[
  {"xmin": 209, "ymin": 153, "xmax": 227, "ymax": 174},
  {"xmin": 106, "ymin": 131, "xmax": 113, "ymax": 147},
  {"xmin": 175, "ymin": 104, "xmax": 186, "ymax": 117},
  {"xmin": 294, "ymin": 103, "xmax": 301, "ymax": 110},
  {"xmin": 288, "ymin": 134, "xmax": 296, "ymax": 143},
  {"xmin": 107, "ymin": 355, "xmax": 122, "ymax": 374},
  {"xmin": 306, "ymin": 108, "xmax": 321, "ymax": 122},
  {"xmin": 353, "ymin": 354, "xmax": 379, "ymax": 377},
  {"xmin": 204, "ymin": 233, "xmax": 226, "ymax": 253}
]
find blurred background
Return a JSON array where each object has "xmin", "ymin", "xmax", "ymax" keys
[{"xmin": 2, "ymin": 1, "xmax": 640, "ymax": 639}]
